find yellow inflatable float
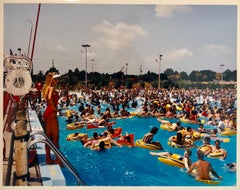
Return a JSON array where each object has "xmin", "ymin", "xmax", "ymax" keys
[
  {"xmin": 135, "ymin": 139, "xmax": 162, "ymax": 150},
  {"xmin": 66, "ymin": 121, "xmax": 85, "ymax": 130},
  {"xmin": 66, "ymin": 133, "xmax": 87, "ymax": 141},
  {"xmin": 220, "ymin": 129, "xmax": 236, "ymax": 136},
  {"xmin": 168, "ymin": 136, "xmax": 194, "ymax": 150},
  {"xmin": 157, "ymin": 153, "xmax": 185, "ymax": 168},
  {"xmin": 207, "ymin": 150, "xmax": 226, "ymax": 159}
]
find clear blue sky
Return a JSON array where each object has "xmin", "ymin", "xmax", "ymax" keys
[{"xmin": 4, "ymin": 3, "xmax": 237, "ymax": 75}]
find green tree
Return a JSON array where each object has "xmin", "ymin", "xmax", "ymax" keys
[{"xmin": 180, "ymin": 71, "xmax": 189, "ymax": 80}]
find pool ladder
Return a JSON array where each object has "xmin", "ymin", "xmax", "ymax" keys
[{"xmin": 29, "ymin": 131, "xmax": 86, "ymax": 186}]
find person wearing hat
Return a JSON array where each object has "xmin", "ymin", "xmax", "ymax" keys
[{"xmin": 42, "ymin": 72, "xmax": 62, "ymax": 166}]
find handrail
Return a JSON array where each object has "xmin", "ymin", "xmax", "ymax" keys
[{"xmin": 29, "ymin": 131, "xmax": 86, "ymax": 186}]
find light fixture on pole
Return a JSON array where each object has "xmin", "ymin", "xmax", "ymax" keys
[
  {"xmin": 158, "ymin": 54, "xmax": 163, "ymax": 89},
  {"xmin": 26, "ymin": 19, "xmax": 33, "ymax": 58},
  {"xmin": 82, "ymin": 44, "xmax": 90, "ymax": 89},
  {"xmin": 17, "ymin": 48, "xmax": 22, "ymax": 56}
]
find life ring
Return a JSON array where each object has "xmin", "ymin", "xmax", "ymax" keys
[
  {"xmin": 199, "ymin": 145, "xmax": 212, "ymax": 155},
  {"xmin": 5, "ymin": 69, "xmax": 32, "ymax": 96},
  {"xmin": 158, "ymin": 153, "xmax": 185, "ymax": 168},
  {"xmin": 185, "ymin": 131, "xmax": 201, "ymax": 141},
  {"xmin": 207, "ymin": 150, "xmax": 225, "ymax": 158},
  {"xmin": 135, "ymin": 139, "xmax": 162, "ymax": 150},
  {"xmin": 168, "ymin": 136, "xmax": 194, "ymax": 150},
  {"xmin": 192, "ymin": 131, "xmax": 201, "ymax": 140},
  {"xmin": 66, "ymin": 133, "xmax": 87, "ymax": 141},
  {"xmin": 66, "ymin": 122, "xmax": 85, "ymax": 130}
]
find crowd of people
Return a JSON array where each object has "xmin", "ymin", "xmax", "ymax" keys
[{"xmin": 35, "ymin": 75, "xmax": 236, "ymax": 180}]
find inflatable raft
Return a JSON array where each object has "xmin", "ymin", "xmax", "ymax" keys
[
  {"xmin": 207, "ymin": 150, "xmax": 226, "ymax": 159},
  {"xmin": 66, "ymin": 121, "xmax": 85, "ymax": 130},
  {"xmin": 116, "ymin": 134, "xmax": 134, "ymax": 147},
  {"xmin": 157, "ymin": 153, "xmax": 185, "ymax": 168},
  {"xmin": 220, "ymin": 129, "xmax": 236, "ymax": 136},
  {"xmin": 86, "ymin": 121, "xmax": 116, "ymax": 129},
  {"xmin": 168, "ymin": 136, "xmax": 194, "ymax": 150},
  {"xmin": 111, "ymin": 127, "xmax": 123, "ymax": 138},
  {"xmin": 135, "ymin": 139, "xmax": 162, "ymax": 150},
  {"xmin": 66, "ymin": 133, "xmax": 87, "ymax": 141}
]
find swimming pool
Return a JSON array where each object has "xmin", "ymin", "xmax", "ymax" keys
[{"xmin": 58, "ymin": 104, "xmax": 236, "ymax": 186}]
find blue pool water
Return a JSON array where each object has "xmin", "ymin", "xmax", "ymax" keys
[{"xmin": 58, "ymin": 105, "xmax": 236, "ymax": 186}]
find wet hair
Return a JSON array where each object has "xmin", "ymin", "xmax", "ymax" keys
[
  {"xmin": 150, "ymin": 127, "xmax": 158, "ymax": 134},
  {"xmin": 197, "ymin": 150, "xmax": 204, "ymax": 160},
  {"xmin": 176, "ymin": 132, "xmax": 183, "ymax": 142},
  {"xmin": 125, "ymin": 136, "xmax": 131, "ymax": 142},
  {"xmin": 99, "ymin": 141, "xmax": 105, "ymax": 150},
  {"xmin": 93, "ymin": 132, "xmax": 98, "ymax": 138},
  {"xmin": 186, "ymin": 150, "xmax": 192, "ymax": 156},
  {"xmin": 213, "ymin": 129, "xmax": 218, "ymax": 134},
  {"xmin": 108, "ymin": 128, "xmax": 115, "ymax": 134},
  {"xmin": 204, "ymin": 136, "xmax": 210, "ymax": 142}
]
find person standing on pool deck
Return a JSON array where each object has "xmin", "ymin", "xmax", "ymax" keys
[
  {"xmin": 142, "ymin": 127, "xmax": 163, "ymax": 150},
  {"xmin": 187, "ymin": 150, "xmax": 222, "ymax": 180},
  {"xmin": 42, "ymin": 72, "xmax": 62, "ymax": 166}
]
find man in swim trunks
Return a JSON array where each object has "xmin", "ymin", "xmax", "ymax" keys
[{"xmin": 187, "ymin": 150, "xmax": 222, "ymax": 180}]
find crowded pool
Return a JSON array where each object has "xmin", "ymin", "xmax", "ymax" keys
[{"xmin": 56, "ymin": 100, "xmax": 236, "ymax": 186}]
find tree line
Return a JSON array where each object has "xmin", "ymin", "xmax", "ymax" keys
[{"xmin": 33, "ymin": 67, "xmax": 236, "ymax": 90}]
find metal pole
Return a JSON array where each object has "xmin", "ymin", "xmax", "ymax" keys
[
  {"xmin": 30, "ymin": 3, "xmax": 41, "ymax": 75},
  {"xmin": 125, "ymin": 63, "xmax": 128, "ymax": 88},
  {"xmin": 158, "ymin": 54, "xmax": 163, "ymax": 89},
  {"xmin": 26, "ymin": 19, "xmax": 33, "ymax": 58},
  {"xmin": 82, "ymin": 44, "xmax": 90, "ymax": 89}
]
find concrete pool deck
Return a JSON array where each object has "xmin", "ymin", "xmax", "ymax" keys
[{"xmin": 2, "ymin": 108, "xmax": 66, "ymax": 186}]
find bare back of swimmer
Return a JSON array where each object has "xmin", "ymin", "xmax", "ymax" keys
[{"xmin": 188, "ymin": 150, "xmax": 222, "ymax": 180}]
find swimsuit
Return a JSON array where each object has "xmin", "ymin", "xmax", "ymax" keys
[{"xmin": 43, "ymin": 91, "xmax": 59, "ymax": 121}]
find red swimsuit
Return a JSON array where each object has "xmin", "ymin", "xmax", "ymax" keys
[{"xmin": 43, "ymin": 91, "xmax": 59, "ymax": 121}]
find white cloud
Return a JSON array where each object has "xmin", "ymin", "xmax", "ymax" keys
[
  {"xmin": 202, "ymin": 44, "xmax": 233, "ymax": 57},
  {"xmin": 165, "ymin": 48, "xmax": 193, "ymax": 62},
  {"xmin": 93, "ymin": 20, "xmax": 148, "ymax": 50},
  {"xmin": 155, "ymin": 5, "xmax": 192, "ymax": 18}
]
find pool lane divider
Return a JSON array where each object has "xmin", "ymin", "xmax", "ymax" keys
[{"xmin": 28, "ymin": 109, "xmax": 66, "ymax": 186}]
